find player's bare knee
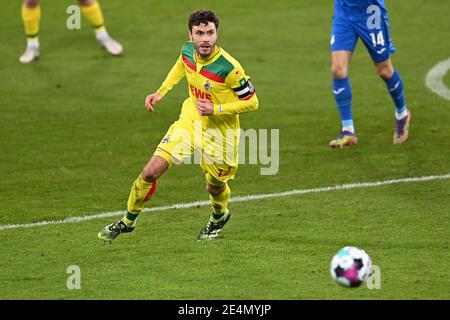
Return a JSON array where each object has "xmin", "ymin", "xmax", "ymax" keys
[
  {"xmin": 376, "ymin": 62, "xmax": 394, "ymax": 80},
  {"xmin": 24, "ymin": 0, "xmax": 40, "ymax": 7},
  {"xmin": 142, "ymin": 156, "xmax": 169, "ymax": 182},
  {"xmin": 377, "ymin": 67, "xmax": 394, "ymax": 81},
  {"xmin": 78, "ymin": 0, "xmax": 94, "ymax": 6},
  {"xmin": 206, "ymin": 183, "xmax": 225, "ymax": 196},
  {"xmin": 331, "ymin": 65, "xmax": 348, "ymax": 79},
  {"xmin": 142, "ymin": 166, "xmax": 162, "ymax": 182}
]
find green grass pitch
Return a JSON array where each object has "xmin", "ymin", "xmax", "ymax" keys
[{"xmin": 0, "ymin": 0, "xmax": 449, "ymax": 299}]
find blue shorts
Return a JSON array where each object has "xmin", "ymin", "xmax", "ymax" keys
[{"xmin": 330, "ymin": 15, "xmax": 396, "ymax": 63}]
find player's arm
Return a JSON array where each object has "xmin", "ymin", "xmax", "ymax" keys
[
  {"xmin": 145, "ymin": 55, "xmax": 186, "ymax": 112},
  {"xmin": 214, "ymin": 67, "xmax": 259, "ymax": 115},
  {"xmin": 157, "ymin": 55, "xmax": 186, "ymax": 96}
]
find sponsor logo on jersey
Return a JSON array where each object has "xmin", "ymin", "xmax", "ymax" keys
[{"xmin": 190, "ymin": 84, "xmax": 212, "ymax": 101}]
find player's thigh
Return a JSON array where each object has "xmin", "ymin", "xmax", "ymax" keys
[
  {"xmin": 331, "ymin": 17, "xmax": 358, "ymax": 53},
  {"xmin": 153, "ymin": 118, "xmax": 195, "ymax": 167},
  {"xmin": 355, "ymin": 16, "xmax": 396, "ymax": 64}
]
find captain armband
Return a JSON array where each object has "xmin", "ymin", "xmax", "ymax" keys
[{"xmin": 232, "ymin": 79, "xmax": 255, "ymax": 100}]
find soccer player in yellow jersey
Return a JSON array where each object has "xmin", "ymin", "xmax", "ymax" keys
[
  {"xmin": 98, "ymin": 9, "xmax": 259, "ymax": 241},
  {"xmin": 20, "ymin": 0, "xmax": 122, "ymax": 64}
]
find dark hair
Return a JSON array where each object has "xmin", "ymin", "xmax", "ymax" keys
[{"xmin": 188, "ymin": 9, "xmax": 219, "ymax": 32}]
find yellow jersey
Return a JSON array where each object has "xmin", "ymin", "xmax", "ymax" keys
[
  {"xmin": 157, "ymin": 41, "xmax": 259, "ymax": 132},
  {"xmin": 155, "ymin": 41, "xmax": 259, "ymax": 170}
]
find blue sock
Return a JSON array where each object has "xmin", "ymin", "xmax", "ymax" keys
[
  {"xmin": 333, "ymin": 77, "xmax": 353, "ymax": 130},
  {"xmin": 385, "ymin": 70, "xmax": 406, "ymax": 115}
]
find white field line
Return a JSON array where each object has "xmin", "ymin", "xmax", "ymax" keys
[
  {"xmin": 1, "ymin": 173, "xmax": 449, "ymax": 232},
  {"xmin": 425, "ymin": 57, "xmax": 450, "ymax": 101}
]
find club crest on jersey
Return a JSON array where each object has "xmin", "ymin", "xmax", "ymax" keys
[
  {"xmin": 204, "ymin": 80, "xmax": 213, "ymax": 91},
  {"xmin": 161, "ymin": 135, "xmax": 170, "ymax": 144}
]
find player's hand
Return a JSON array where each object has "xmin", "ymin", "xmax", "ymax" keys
[
  {"xmin": 197, "ymin": 99, "xmax": 214, "ymax": 116},
  {"xmin": 145, "ymin": 93, "xmax": 163, "ymax": 112}
]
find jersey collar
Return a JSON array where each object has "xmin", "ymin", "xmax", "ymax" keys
[{"xmin": 194, "ymin": 45, "xmax": 221, "ymax": 66}]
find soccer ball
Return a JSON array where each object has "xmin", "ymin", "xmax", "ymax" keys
[{"xmin": 330, "ymin": 246, "xmax": 372, "ymax": 287}]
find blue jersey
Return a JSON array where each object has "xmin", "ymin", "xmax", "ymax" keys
[{"xmin": 334, "ymin": 0, "xmax": 387, "ymax": 19}]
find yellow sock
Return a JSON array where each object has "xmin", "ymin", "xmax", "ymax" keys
[
  {"xmin": 126, "ymin": 174, "xmax": 158, "ymax": 215},
  {"xmin": 22, "ymin": 3, "xmax": 41, "ymax": 38},
  {"xmin": 80, "ymin": 0, "xmax": 104, "ymax": 30},
  {"xmin": 209, "ymin": 184, "xmax": 231, "ymax": 215}
]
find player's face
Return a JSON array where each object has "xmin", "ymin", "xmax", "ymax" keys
[{"xmin": 189, "ymin": 22, "xmax": 218, "ymax": 58}]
